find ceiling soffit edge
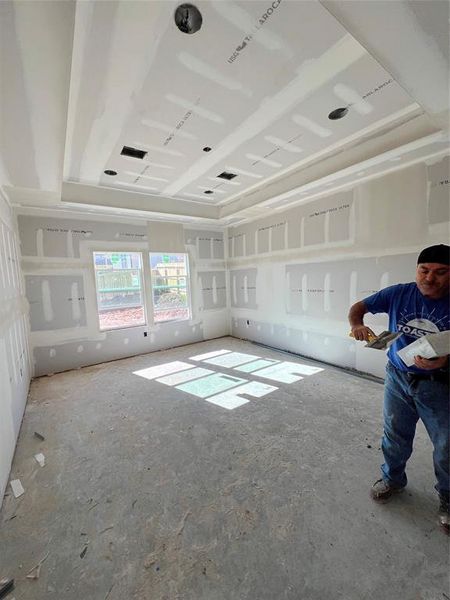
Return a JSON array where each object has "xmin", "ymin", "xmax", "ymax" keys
[
  {"xmin": 61, "ymin": 181, "xmax": 220, "ymax": 220},
  {"xmin": 219, "ymin": 114, "xmax": 440, "ymax": 219}
]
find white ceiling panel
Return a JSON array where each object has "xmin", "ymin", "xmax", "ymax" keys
[{"xmin": 1, "ymin": 0, "xmax": 448, "ymax": 222}]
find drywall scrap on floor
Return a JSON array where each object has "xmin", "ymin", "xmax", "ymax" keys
[
  {"xmin": 0, "ymin": 194, "xmax": 31, "ymax": 502},
  {"xmin": 227, "ymin": 157, "xmax": 450, "ymax": 378},
  {"xmin": 18, "ymin": 216, "xmax": 229, "ymax": 376}
]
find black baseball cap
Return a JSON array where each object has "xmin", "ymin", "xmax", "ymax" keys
[{"xmin": 417, "ymin": 244, "xmax": 450, "ymax": 266}]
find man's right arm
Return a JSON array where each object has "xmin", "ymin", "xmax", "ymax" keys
[{"xmin": 348, "ymin": 301, "xmax": 376, "ymax": 342}]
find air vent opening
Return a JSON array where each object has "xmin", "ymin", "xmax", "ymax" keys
[
  {"xmin": 121, "ymin": 146, "xmax": 148, "ymax": 159},
  {"xmin": 217, "ymin": 171, "xmax": 237, "ymax": 180}
]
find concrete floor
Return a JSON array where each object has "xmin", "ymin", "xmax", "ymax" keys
[{"xmin": 0, "ymin": 337, "xmax": 448, "ymax": 600}]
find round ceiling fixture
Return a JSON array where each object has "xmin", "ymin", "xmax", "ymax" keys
[
  {"xmin": 203, "ymin": 146, "xmax": 212, "ymax": 152},
  {"xmin": 104, "ymin": 169, "xmax": 117, "ymax": 176},
  {"xmin": 175, "ymin": 4, "xmax": 202, "ymax": 34},
  {"xmin": 328, "ymin": 107, "xmax": 348, "ymax": 120}
]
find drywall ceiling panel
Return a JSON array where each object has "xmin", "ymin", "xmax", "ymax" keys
[
  {"xmin": 0, "ymin": 1, "xmax": 75, "ymax": 192},
  {"xmin": 65, "ymin": 0, "xmax": 418, "ymax": 209}
]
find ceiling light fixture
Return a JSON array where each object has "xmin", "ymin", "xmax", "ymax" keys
[
  {"xmin": 203, "ymin": 146, "xmax": 212, "ymax": 152},
  {"xmin": 328, "ymin": 107, "xmax": 348, "ymax": 120},
  {"xmin": 104, "ymin": 170, "xmax": 117, "ymax": 176},
  {"xmin": 204, "ymin": 190, "xmax": 213, "ymax": 194},
  {"xmin": 174, "ymin": 4, "xmax": 202, "ymax": 34}
]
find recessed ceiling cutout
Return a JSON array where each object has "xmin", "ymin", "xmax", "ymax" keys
[
  {"xmin": 104, "ymin": 170, "xmax": 117, "ymax": 176},
  {"xmin": 203, "ymin": 147, "xmax": 212, "ymax": 152},
  {"xmin": 328, "ymin": 107, "xmax": 349, "ymax": 120},
  {"xmin": 121, "ymin": 146, "xmax": 148, "ymax": 159},
  {"xmin": 218, "ymin": 171, "xmax": 238, "ymax": 180},
  {"xmin": 174, "ymin": 4, "xmax": 203, "ymax": 34}
]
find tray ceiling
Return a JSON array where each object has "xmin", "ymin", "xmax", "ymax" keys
[{"xmin": 2, "ymin": 0, "xmax": 449, "ymax": 223}]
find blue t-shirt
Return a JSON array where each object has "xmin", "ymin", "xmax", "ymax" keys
[{"xmin": 363, "ymin": 282, "xmax": 450, "ymax": 372}]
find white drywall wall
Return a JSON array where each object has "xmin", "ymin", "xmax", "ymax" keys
[
  {"xmin": 0, "ymin": 191, "xmax": 32, "ymax": 504},
  {"xmin": 228, "ymin": 154, "xmax": 450, "ymax": 378},
  {"xmin": 17, "ymin": 214, "xmax": 229, "ymax": 376}
]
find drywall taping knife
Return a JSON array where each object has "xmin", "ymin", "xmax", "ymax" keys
[{"xmin": 349, "ymin": 330, "xmax": 402, "ymax": 350}]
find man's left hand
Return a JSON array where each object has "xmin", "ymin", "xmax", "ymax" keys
[{"xmin": 414, "ymin": 355, "xmax": 449, "ymax": 370}]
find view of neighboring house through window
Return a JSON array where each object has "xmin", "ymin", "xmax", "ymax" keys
[
  {"xmin": 93, "ymin": 252, "xmax": 146, "ymax": 330},
  {"xmin": 150, "ymin": 253, "xmax": 190, "ymax": 323}
]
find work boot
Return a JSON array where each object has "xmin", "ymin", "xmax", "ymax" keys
[
  {"xmin": 370, "ymin": 479, "xmax": 405, "ymax": 503},
  {"xmin": 438, "ymin": 496, "xmax": 450, "ymax": 535}
]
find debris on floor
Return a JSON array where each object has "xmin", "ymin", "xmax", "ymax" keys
[
  {"xmin": 34, "ymin": 453, "xmax": 46, "ymax": 467},
  {"xmin": 99, "ymin": 526, "xmax": 114, "ymax": 534},
  {"xmin": 26, "ymin": 551, "xmax": 49, "ymax": 581},
  {"xmin": 9, "ymin": 480, "xmax": 24, "ymax": 498},
  {"xmin": 80, "ymin": 544, "xmax": 89, "ymax": 559},
  {"xmin": 33, "ymin": 432, "xmax": 45, "ymax": 441},
  {"xmin": 26, "ymin": 564, "xmax": 41, "ymax": 580},
  {"xmin": 0, "ymin": 578, "xmax": 14, "ymax": 599}
]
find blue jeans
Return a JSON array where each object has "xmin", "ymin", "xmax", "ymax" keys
[{"xmin": 381, "ymin": 362, "xmax": 449, "ymax": 500}]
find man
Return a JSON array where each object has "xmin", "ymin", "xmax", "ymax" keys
[{"xmin": 348, "ymin": 244, "xmax": 449, "ymax": 534}]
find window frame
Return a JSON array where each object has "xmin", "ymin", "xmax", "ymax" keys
[
  {"xmin": 92, "ymin": 250, "xmax": 147, "ymax": 331},
  {"xmin": 149, "ymin": 252, "xmax": 191, "ymax": 324}
]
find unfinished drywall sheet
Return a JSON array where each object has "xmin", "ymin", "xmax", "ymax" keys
[
  {"xmin": 230, "ymin": 268, "xmax": 257, "ymax": 309},
  {"xmin": 227, "ymin": 191, "xmax": 354, "ymax": 256},
  {"xmin": 25, "ymin": 275, "xmax": 86, "ymax": 331},
  {"xmin": 18, "ymin": 214, "xmax": 227, "ymax": 376},
  {"xmin": 232, "ymin": 252, "xmax": 420, "ymax": 377},
  {"xmin": 285, "ymin": 256, "xmax": 397, "ymax": 321},
  {"xmin": 256, "ymin": 220, "xmax": 287, "ymax": 254},
  {"xmin": 199, "ymin": 271, "xmax": 227, "ymax": 310},
  {"xmin": 33, "ymin": 320, "xmax": 205, "ymax": 376},
  {"xmin": 0, "ymin": 196, "xmax": 31, "ymax": 503},
  {"xmin": 228, "ymin": 231, "xmax": 245, "ymax": 258},
  {"xmin": 302, "ymin": 192, "xmax": 353, "ymax": 246},
  {"xmin": 228, "ymin": 159, "xmax": 449, "ymax": 378},
  {"xmin": 427, "ymin": 155, "xmax": 450, "ymax": 225},
  {"xmin": 185, "ymin": 229, "xmax": 224, "ymax": 260},
  {"xmin": 18, "ymin": 216, "xmax": 147, "ymax": 258},
  {"xmin": 231, "ymin": 318, "xmax": 358, "ymax": 370},
  {"xmin": 358, "ymin": 165, "xmax": 428, "ymax": 249}
]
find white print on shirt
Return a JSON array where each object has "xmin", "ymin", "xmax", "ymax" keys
[{"xmin": 396, "ymin": 309, "xmax": 448, "ymax": 339}]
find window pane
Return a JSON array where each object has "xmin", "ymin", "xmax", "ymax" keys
[
  {"xmin": 150, "ymin": 253, "xmax": 190, "ymax": 323},
  {"xmin": 94, "ymin": 252, "xmax": 145, "ymax": 330}
]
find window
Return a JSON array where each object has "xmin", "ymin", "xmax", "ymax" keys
[
  {"xmin": 150, "ymin": 253, "xmax": 190, "ymax": 323},
  {"xmin": 93, "ymin": 252, "xmax": 146, "ymax": 330}
]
